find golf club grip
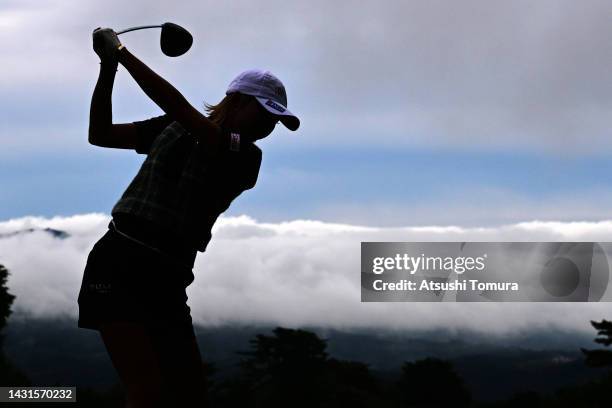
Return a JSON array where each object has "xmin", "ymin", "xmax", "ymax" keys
[{"xmin": 116, "ymin": 25, "xmax": 162, "ymax": 35}]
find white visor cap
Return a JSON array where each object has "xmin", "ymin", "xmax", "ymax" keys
[{"xmin": 226, "ymin": 69, "xmax": 300, "ymax": 131}]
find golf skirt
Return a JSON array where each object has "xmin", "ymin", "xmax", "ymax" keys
[{"xmin": 77, "ymin": 219, "xmax": 197, "ymax": 331}]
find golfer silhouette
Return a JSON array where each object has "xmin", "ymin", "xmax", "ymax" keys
[{"xmin": 77, "ymin": 27, "xmax": 300, "ymax": 407}]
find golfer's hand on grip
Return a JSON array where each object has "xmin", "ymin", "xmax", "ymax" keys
[{"xmin": 92, "ymin": 27, "xmax": 123, "ymax": 63}]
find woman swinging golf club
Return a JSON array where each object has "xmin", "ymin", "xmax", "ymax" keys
[{"xmin": 77, "ymin": 27, "xmax": 300, "ymax": 407}]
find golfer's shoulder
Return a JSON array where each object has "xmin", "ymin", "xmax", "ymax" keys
[
  {"xmin": 132, "ymin": 114, "xmax": 175, "ymax": 154},
  {"xmin": 240, "ymin": 141, "xmax": 262, "ymax": 165},
  {"xmin": 239, "ymin": 142, "xmax": 262, "ymax": 189},
  {"xmin": 243, "ymin": 141, "xmax": 262, "ymax": 156},
  {"xmin": 133, "ymin": 114, "xmax": 174, "ymax": 136},
  {"xmin": 220, "ymin": 135, "xmax": 261, "ymax": 160}
]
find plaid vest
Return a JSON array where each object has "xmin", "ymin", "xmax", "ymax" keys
[{"xmin": 111, "ymin": 120, "xmax": 262, "ymax": 252}]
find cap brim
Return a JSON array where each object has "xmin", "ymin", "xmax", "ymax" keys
[{"xmin": 255, "ymin": 96, "xmax": 300, "ymax": 131}]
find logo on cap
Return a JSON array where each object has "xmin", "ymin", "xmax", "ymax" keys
[{"xmin": 266, "ymin": 99, "xmax": 286, "ymax": 113}]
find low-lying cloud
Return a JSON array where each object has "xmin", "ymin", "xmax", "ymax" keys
[{"xmin": 0, "ymin": 213, "xmax": 611, "ymax": 338}]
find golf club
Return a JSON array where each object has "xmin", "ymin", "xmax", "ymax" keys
[{"xmin": 116, "ymin": 22, "xmax": 193, "ymax": 57}]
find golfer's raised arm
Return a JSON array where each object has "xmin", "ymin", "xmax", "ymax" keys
[
  {"xmin": 116, "ymin": 46, "xmax": 224, "ymax": 152},
  {"xmin": 89, "ymin": 61, "xmax": 118, "ymax": 143}
]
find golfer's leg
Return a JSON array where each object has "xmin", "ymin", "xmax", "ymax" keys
[
  {"xmin": 147, "ymin": 323, "xmax": 206, "ymax": 406},
  {"xmin": 99, "ymin": 321, "xmax": 165, "ymax": 408}
]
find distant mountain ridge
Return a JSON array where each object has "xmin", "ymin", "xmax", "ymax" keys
[{"xmin": 0, "ymin": 227, "xmax": 70, "ymax": 239}]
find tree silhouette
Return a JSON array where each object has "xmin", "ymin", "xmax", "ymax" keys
[
  {"xmin": 0, "ymin": 263, "xmax": 30, "ymax": 385},
  {"xmin": 235, "ymin": 327, "xmax": 329, "ymax": 407},
  {"xmin": 581, "ymin": 319, "xmax": 612, "ymax": 367},
  {"xmin": 0, "ymin": 264, "xmax": 15, "ymax": 348},
  {"xmin": 397, "ymin": 357, "xmax": 471, "ymax": 407},
  {"xmin": 322, "ymin": 358, "xmax": 383, "ymax": 407},
  {"xmin": 215, "ymin": 326, "xmax": 386, "ymax": 407}
]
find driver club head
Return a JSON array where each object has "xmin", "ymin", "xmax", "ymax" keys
[
  {"xmin": 160, "ymin": 22, "xmax": 193, "ymax": 57},
  {"xmin": 116, "ymin": 22, "xmax": 193, "ymax": 57}
]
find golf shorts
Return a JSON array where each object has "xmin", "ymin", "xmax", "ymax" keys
[{"xmin": 77, "ymin": 222, "xmax": 196, "ymax": 331}]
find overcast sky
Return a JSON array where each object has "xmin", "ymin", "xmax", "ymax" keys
[
  {"xmin": 2, "ymin": 0, "xmax": 612, "ymax": 225},
  {"xmin": 2, "ymin": 1, "xmax": 612, "ymax": 337},
  {"xmin": 3, "ymin": 0, "xmax": 612, "ymax": 152}
]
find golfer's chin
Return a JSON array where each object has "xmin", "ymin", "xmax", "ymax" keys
[
  {"xmin": 243, "ymin": 134, "xmax": 265, "ymax": 144},
  {"xmin": 241, "ymin": 129, "xmax": 272, "ymax": 143}
]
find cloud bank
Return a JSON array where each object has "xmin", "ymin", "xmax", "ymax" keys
[{"xmin": 1, "ymin": 213, "xmax": 611, "ymax": 338}]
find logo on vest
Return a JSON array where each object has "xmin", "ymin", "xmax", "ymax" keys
[{"xmin": 89, "ymin": 282, "xmax": 112, "ymax": 294}]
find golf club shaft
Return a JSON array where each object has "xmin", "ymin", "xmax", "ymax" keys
[{"xmin": 116, "ymin": 25, "xmax": 162, "ymax": 35}]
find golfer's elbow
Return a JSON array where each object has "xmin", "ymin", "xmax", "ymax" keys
[{"xmin": 88, "ymin": 125, "xmax": 110, "ymax": 145}]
